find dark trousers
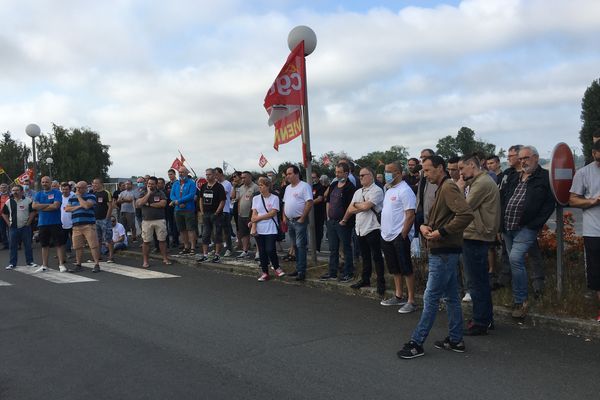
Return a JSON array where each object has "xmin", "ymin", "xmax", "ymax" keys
[
  {"xmin": 463, "ymin": 239, "xmax": 493, "ymax": 327},
  {"xmin": 165, "ymin": 206, "xmax": 179, "ymax": 246},
  {"xmin": 314, "ymin": 213, "xmax": 325, "ymax": 252},
  {"xmin": 0, "ymin": 217, "xmax": 8, "ymax": 248},
  {"xmin": 256, "ymin": 234, "xmax": 280, "ymax": 273},
  {"xmin": 357, "ymin": 229, "xmax": 385, "ymax": 285}
]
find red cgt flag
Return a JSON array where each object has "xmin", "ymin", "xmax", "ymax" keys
[
  {"xmin": 264, "ymin": 41, "xmax": 306, "ymax": 112},
  {"xmin": 171, "ymin": 158, "xmax": 183, "ymax": 170},
  {"xmin": 259, "ymin": 154, "xmax": 268, "ymax": 168}
]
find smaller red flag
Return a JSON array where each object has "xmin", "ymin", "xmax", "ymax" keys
[
  {"xmin": 171, "ymin": 158, "xmax": 183, "ymax": 170},
  {"xmin": 178, "ymin": 150, "xmax": 186, "ymax": 163},
  {"xmin": 259, "ymin": 154, "xmax": 268, "ymax": 168}
]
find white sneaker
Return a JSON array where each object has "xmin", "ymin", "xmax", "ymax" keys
[
  {"xmin": 59, "ymin": 265, "xmax": 68, "ymax": 272},
  {"xmin": 224, "ymin": 250, "xmax": 232, "ymax": 257},
  {"xmin": 27, "ymin": 262, "xmax": 38, "ymax": 268},
  {"xmin": 35, "ymin": 266, "xmax": 48, "ymax": 273},
  {"xmin": 236, "ymin": 251, "xmax": 248, "ymax": 259},
  {"xmin": 462, "ymin": 293, "xmax": 472, "ymax": 302},
  {"xmin": 5, "ymin": 264, "xmax": 15, "ymax": 270}
]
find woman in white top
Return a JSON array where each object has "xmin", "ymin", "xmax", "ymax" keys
[{"xmin": 251, "ymin": 177, "xmax": 285, "ymax": 281}]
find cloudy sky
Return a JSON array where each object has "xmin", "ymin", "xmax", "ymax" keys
[{"xmin": 2, "ymin": 0, "xmax": 599, "ymax": 177}]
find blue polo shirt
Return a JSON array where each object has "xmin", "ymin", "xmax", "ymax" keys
[
  {"xmin": 34, "ymin": 189, "xmax": 62, "ymax": 226},
  {"xmin": 68, "ymin": 194, "xmax": 97, "ymax": 226}
]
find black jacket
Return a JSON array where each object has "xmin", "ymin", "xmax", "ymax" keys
[{"xmin": 501, "ymin": 165, "xmax": 555, "ymax": 231}]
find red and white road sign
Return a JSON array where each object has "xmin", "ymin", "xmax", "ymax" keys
[{"xmin": 549, "ymin": 142, "xmax": 575, "ymax": 206}]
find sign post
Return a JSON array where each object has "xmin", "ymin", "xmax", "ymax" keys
[{"xmin": 549, "ymin": 142, "xmax": 575, "ymax": 297}]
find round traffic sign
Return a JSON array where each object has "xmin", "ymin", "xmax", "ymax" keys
[{"xmin": 549, "ymin": 142, "xmax": 575, "ymax": 206}]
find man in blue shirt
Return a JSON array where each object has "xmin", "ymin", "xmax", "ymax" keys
[
  {"xmin": 32, "ymin": 176, "xmax": 66, "ymax": 272},
  {"xmin": 65, "ymin": 181, "xmax": 101, "ymax": 273},
  {"xmin": 170, "ymin": 166, "xmax": 197, "ymax": 254}
]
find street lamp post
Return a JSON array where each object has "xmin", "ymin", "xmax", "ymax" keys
[
  {"xmin": 46, "ymin": 157, "xmax": 54, "ymax": 181},
  {"xmin": 288, "ymin": 26, "xmax": 318, "ymax": 267},
  {"xmin": 25, "ymin": 124, "xmax": 41, "ymax": 190}
]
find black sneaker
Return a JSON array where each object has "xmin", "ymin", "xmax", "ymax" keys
[
  {"xmin": 319, "ymin": 273, "xmax": 337, "ymax": 281},
  {"xmin": 339, "ymin": 274, "xmax": 354, "ymax": 283},
  {"xmin": 463, "ymin": 323, "xmax": 488, "ymax": 336},
  {"xmin": 196, "ymin": 255, "xmax": 208, "ymax": 263},
  {"xmin": 397, "ymin": 341, "xmax": 424, "ymax": 359},
  {"xmin": 68, "ymin": 264, "xmax": 83, "ymax": 273},
  {"xmin": 92, "ymin": 264, "xmax": 101, "ymax": 273},
  {"xmin": 211, "ymin": 255, "xmax": 221, "ymax": 263},
  {"xmin": 350, "ymin": 280, "xmax": 370, "ymax": 289},
  {"xmin": 434, "ymin": 337, "xmax": 466, "ymax": 353},
  {"xmin": 288, "ymin": 271, "xmax": 299, "ymax": 277},
  {"xmin": 295, "ymin": 273, "xmax": 305, "ymax": 281}
]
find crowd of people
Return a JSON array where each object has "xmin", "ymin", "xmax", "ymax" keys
[{"xmin": 1, "ymin": 134, "xmax": 599, "ymax": 359}]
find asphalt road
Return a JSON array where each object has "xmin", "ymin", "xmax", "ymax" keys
[{"xmin": 0, "ymin": 248, "xmax": 598, "ymax": 400}]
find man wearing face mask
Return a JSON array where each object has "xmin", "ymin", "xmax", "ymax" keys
[
  {"xmin": 501, "ymin": 145, "xmax": 555, "ymax": 319},
  {"xmin": 320, "ymin": 163, "xmax": 356, "ymax": 282},
  {"xmin": 170, "ymin": 166, "xmax": 198, "ymax": 255},
  {"xmin": 379, "ymin": 161, "xmax": 418, "ymax": 313}
]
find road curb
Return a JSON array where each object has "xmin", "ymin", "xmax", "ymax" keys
[{"xmin": 121, "ymin": 249, "xmax": 600, "ymax": 340}]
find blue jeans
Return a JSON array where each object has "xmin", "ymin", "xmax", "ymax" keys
[
  {"xmin": 327, "ymin": 220, "xmax": 354, "ymax": 277},
  {"xmin": 287, "ymin": 218, "xmax": 308, "ymax": 275},
  {"xmin": 9, "ymin": 225, "xmax": 34, "ymax": 266},
  {"xmin": 462, "ymin": 240, "xmax": 493, "ymax": 327},
  {"xmin": 411, "ymin": 253, "xmax": 463, "ymax": 345},
  {"xmin": 503, "ymin": 228, "xmax": 538, "ymax": 303}
]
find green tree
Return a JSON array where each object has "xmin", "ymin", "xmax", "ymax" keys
[
  {"xmin": 0, "ymin": 132, "xmax": 30, "ymax": 183},
  {"xmin": 435, "ymin": 127, "xmax": 496, "ymax": 159},
  {"xmin": 355, "ymin": 145, "xmax": 409, "ymax": 173},
  {"xmin": 579, "ymin": 78, "xmax": 600, "ymax": 164},
  {"xmin": 36, "ymin": 124, "xmax": 112, "ymax": 182}
]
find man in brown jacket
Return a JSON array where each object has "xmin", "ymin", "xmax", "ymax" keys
[
  {"xmin": 458, "ymin": 154, "xmax": 501, "ymax": 335},
  {"xmin": 398, "ymin": 155, "xmax": 473, "ymax": 359}
]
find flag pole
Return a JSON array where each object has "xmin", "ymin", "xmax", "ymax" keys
[{"xmin": 292, "ymin": 29, "xmax": 318, "ymax": 268}]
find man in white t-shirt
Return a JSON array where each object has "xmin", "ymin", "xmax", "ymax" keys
[
  {"xmin": 282, "ymin": 165, "xmax": 313, "ymax": 281},
  {"xmin": 216, "ymin": 167, "xmax": 234, "ymax": 256},
  {"xmin": 569, "ymin": 140, "xmax": 600, "ymax": 322},
  {"xmin": 379, "ymin": 161, "xmax": 418, "ymax": 314},
  {"xmin": 111, "ymin": 216, "xmax": 128, "ymax": 251}
]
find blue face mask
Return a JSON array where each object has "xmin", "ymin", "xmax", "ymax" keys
[
  {"xmin": 384, "ymin": 172, "xmax": 394, "ymax": 184},
  {"xmin": 137, "ymin": 182, "xmax": 144, "ymax": 188},
  {"xmin": 23, "ymin": 185, "xmax": 29, "ymax": 191}
]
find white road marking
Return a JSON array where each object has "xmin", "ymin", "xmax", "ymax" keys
[
  {"xmin": 13, "ymin": 266, "xmax": 97, "ymax": 283},
  {"xmin": 0, "ymin": 280, "xmax": 13, "ymax": 286},
  {"xmin": 81, "ymin": 262, "xmax": 180, "ymax": 279}
]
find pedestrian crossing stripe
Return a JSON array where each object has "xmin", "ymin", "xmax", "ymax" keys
[
  {"xmin": 81, "ymin": 262, "xmax": 180, "ymax": 279},
  {"xmin": 0, "ymin": 280, "xmax": 12, "ymax": 286},
  {"xmin": 12, "ymin": 266, "xmax": 97, "ymax": 283}
]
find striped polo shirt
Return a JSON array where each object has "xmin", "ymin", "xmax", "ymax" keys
[{"xmin": 68, "ymin": 193, "xmax": 97, "ymax": 226}]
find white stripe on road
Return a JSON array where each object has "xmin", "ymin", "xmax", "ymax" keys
[
  {"xmin": 13, "ymin": 266, "xmax": 97, "ymax": 283},
  {"xmin": 81, "ymin": 262, "xmax": 180, "ymax": 279},
  {"xmin": 0, "ymin": 280, "xmax": 13, "ymax": 286}
]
